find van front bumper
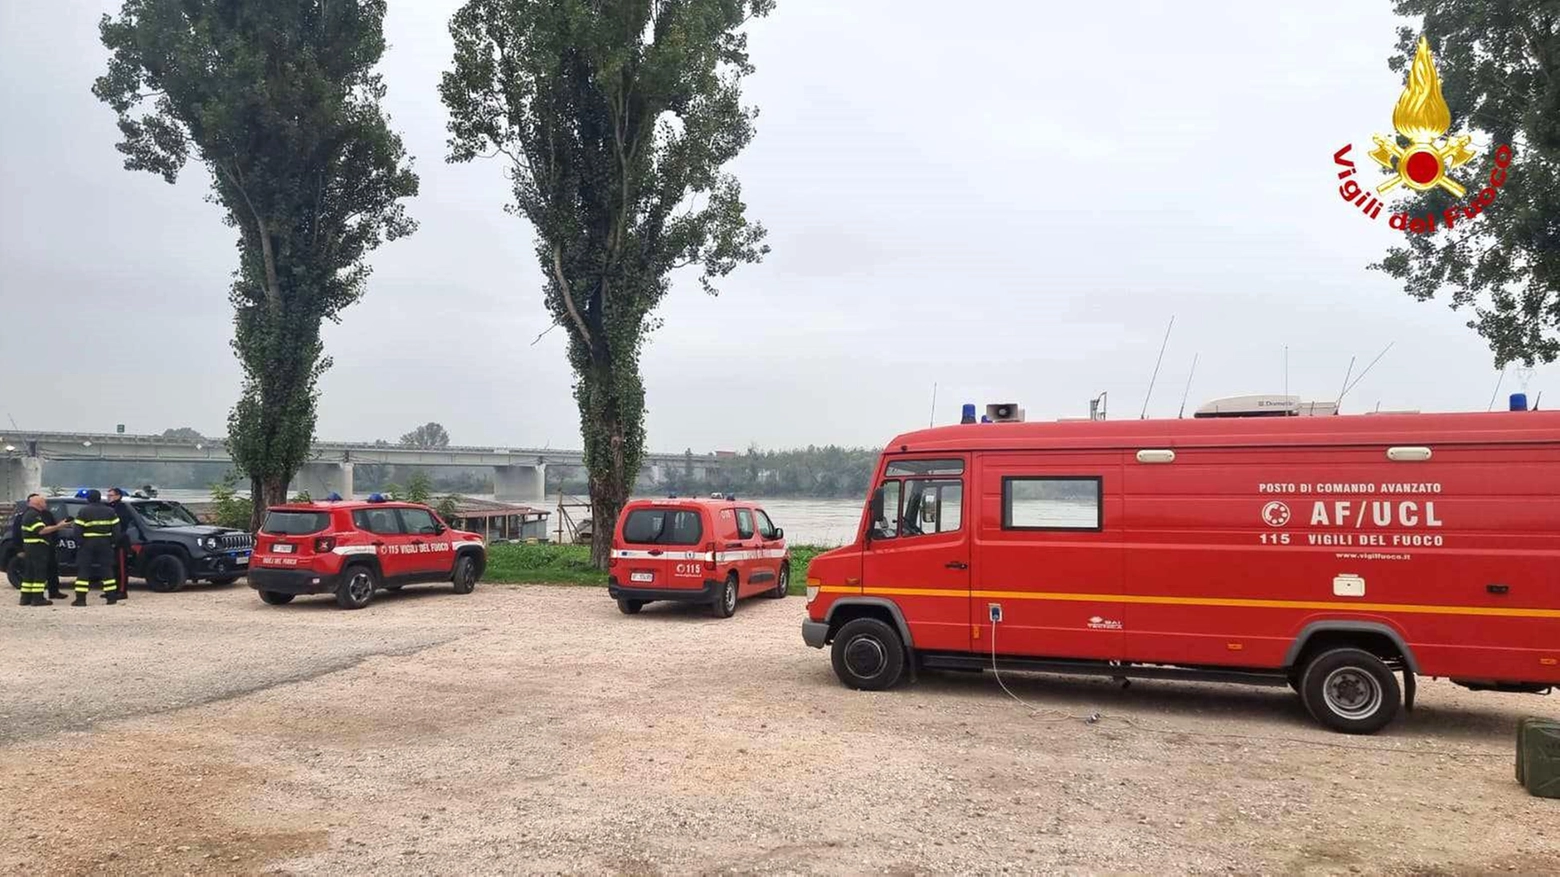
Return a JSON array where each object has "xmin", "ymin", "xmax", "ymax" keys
[
  {"xmin": 802, "ymin": 619, "xmax": 829, "ymax": 648},
  {"xmin": 608, "ymin": 577, "xmax": 721, "ymax": 604}
]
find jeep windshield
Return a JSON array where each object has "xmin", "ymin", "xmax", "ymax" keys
[{"xmin": 132, "ymin": 501, "xmax": 202, "ymax": 528}]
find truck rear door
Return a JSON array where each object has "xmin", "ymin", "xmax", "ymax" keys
[{"xmin": 617, "ymin": 504, "xmax": 708, "ymax": 590}]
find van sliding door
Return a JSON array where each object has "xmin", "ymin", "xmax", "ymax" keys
[{"xmin": 977, "ymin": 454, "xmax": 1124, "ymax": 661}]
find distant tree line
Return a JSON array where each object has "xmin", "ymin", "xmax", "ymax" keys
[{"xmin": 547, "ymin": 445, "xmax": 879, "ymax": 500}]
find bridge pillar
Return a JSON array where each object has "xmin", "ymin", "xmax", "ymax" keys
[
  {"xmin": 293, "ymin": 462, "xmax": 354, "ymax": 500},
  {"xmin": 494, "ymin": 462, "xmax": 545, "ymax": 504},
  {"xmin": 1, "ymin": 457, "xmax": 44, "ymax": 502}
]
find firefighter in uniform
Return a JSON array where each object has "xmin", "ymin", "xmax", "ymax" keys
[
  {"xmin": 106, "ymin": 487, "xmax": 134, "ymax": 601},
  {"xmin": 73, "ymin": 490, "xmax": 123, "ymax": 606},
  {"xmin": 18, "ymin": 494, "xmax": 74, "ymax": 606}
]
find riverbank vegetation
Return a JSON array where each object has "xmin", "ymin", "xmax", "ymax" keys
[{"xmin": 483, "ymin": 543, "xmax": 828, "ymax": 594}]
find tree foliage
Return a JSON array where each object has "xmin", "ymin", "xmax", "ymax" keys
[
  {"xmin": 1373, "ymin": 2, "xmax": 1560, "ymax": 366},
  {"xmin": 94, "ymin": 0, "xmax": 419, "ymax": 527},
  {"xmin": 209, "ymin": 476, "xmax": 255, "ymax": 530},
  {"xmin": 441, "ymin": 0, "xmax": 773, "ymax": 566},
  {"xmin": 403, "ymin": 470, "xmax": 434, "ymax": 504},
  {"xmin": 161, "ymin": 427, "xmax": 207, "ymax": 443},
  {"xmin": 399, "ymin": 422, "xmax": 452, "ymax": 449}
]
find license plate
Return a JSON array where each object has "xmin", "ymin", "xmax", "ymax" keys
[
  {"xmin": 234, "ymin": 553, "xmax": 250, "ymax": 565},
  {"xmin": 273, "ymin": 544, "xmax": 294, "ymax": 554},
  {"xmin": 630, "ymin": 571, "xmax": 654, "ymax": 583}
]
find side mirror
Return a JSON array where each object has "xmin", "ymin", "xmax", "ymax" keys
[
  {"xmin": 773, "ymin": 527, "xmax": 784, "ymax": 540},
  {"xmin": 434, "ymin": 523, "xmax": 447, "ymax": 535}
]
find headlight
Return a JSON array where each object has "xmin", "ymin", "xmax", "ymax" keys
[
  {"xmin": 806, "ymin": 577, "xmax": 820, "ymax": 604},
  {"xmin": 201, "ymin": 536, "xmax": 217, "ymax": 550}
]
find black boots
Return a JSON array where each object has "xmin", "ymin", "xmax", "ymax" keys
[
  {"xmin": 31, "ymin": 593, "xmax": 53, "ymax": 606},
  {"xmin": 72, "ymin": 593, "xmax": 87, "ymax": 607},
  {"xmin": 105, "ymin": 592, "xmax": 120, "ymax": 605},
  {"xmin": 18, "ymin": 592, "xmax": 29, "ymax": 606}
]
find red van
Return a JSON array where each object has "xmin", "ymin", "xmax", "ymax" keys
[
  {"xmin": 802, "ymin": 403, "xmax": 1560, "ymax": 733},
  {"xmin": 608, "ymin": 497, "xmax": 790, "ymax": 617}
]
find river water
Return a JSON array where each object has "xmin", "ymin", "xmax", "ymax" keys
[{"xmin": 153, "ymin": 489, "xmax": 868, "ymax": 546}]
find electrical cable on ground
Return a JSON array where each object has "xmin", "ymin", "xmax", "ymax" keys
[{"xmin": 985, "ymin": 616, "xmax": 1508, "ymax": 760}]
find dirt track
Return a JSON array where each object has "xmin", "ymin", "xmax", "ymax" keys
[{"xmin": 1, "ymin": 583, "xmax": 1556, "ymax": 875}]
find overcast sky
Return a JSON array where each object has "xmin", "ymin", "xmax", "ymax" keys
[{"xmin": 3, "ymin": 1, "xmax": 1555, "ymax": 453}]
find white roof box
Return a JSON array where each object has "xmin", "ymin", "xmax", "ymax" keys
[{"xmin": 1194, "ymin": 395, "xmax": 1339, "ymax": 418}]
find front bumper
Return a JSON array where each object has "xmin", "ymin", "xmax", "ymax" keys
[
  {"xmin": 608, "ymin": 577, "xmax": 722, "ymax": 604},
  {"xmin": 802, "ymin": 619, "xmax": 829, "ymax": 649},
  {"xmin": 192, "ymin": 551, "xmax": 252, "ymax": 579},
  {"xmin": 248, "ymin": 567, "xmax": 341, "ymax": 595}
]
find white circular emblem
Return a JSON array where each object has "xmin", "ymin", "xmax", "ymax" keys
[{"xmin": 1262, "ymin": 501, "xmax": 1291, "ymax": 528}]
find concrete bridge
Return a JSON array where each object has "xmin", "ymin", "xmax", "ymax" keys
[{"xmin": 0, "ymin": 432, "xmax": 725, "ymax": 503}]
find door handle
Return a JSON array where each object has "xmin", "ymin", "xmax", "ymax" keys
[
  {"xmin": 945, "ymin": 561, "xmax": 968, "ymax": 570},
  {"xmin": 372, "ymin": 541, "xmax": 384, "ymax": 548},
  {"xmin": 725, "ymin": 541, "xmax": 744, "ymax": 549},
  {"xmin": 648, "ymin": 549, "xmax": 663, "ymax": 557},
  {"xmin": 1488, "ymin": 584, "xmax": 1509, "ymax": 595}
]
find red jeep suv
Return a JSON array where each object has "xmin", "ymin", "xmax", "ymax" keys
[{"xmin": 249, "ymin": 496, "xmax": 485, "ymax": 609}]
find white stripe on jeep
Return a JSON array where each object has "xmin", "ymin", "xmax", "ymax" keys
[
  {"xmin": 332, "ymin": 545, "xmax": 377, "ymax": 556},
  {"xmin": 615, "ymin": 547, "xmax": 787, "ymax": 563},
  {"xmin": 614, "ymin": 548, "xmax": 706, "ymax": 561},
  {"xmin": 451, "ymin": 540, "xmax": 484, "ymax": 550}
]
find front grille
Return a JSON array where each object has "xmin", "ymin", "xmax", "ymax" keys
[{"xmin": 217, "ymin": 533, "xmax": 253, "ymax": 551}]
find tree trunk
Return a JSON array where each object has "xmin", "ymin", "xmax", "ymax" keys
[
  {"xmin": 248, "ymin": 474, "xmax": 291, "ymax": 533},
  {"xmin": 579, "ymin": 362, "xmax": 644, "ymax": 570}
]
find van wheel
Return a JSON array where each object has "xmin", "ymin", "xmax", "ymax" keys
[
  {"xmin": 145, "ymin": 555, "xmax": 188, "ymax": 593},
  {"xmin": 617, "ymin": 599, "xmax": 644, "ymax": 615},
  {"xmin": 1300, "ymin": 647, "xmax": 1401, "ymax": 734},
  {"xmin": 769, "ymin": 564, "xmax": 789, "ymax": 599},
  {"xmin": 712, "ymin": 573, "xmax": 738, "ymax": 618},
  {"xmin": 258, "ymin": 590, "xmax": 295, "ymax": 606},
  {"xmin": 452, "ymin": 555, "xmax": 478, "ymax": 594},
  {"xmin": 336, "ymin": 565, "xmax": 377, "ymax": 610},
  {"xmin": 831, "ymin": 618, "xmax": 907, "ymax": 691}
]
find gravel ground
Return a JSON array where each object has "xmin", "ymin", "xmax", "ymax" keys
[{"xmin": 1, "ymin": 582, "xmax": 1556, "ymax": 876}]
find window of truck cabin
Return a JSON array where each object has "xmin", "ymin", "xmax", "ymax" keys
[
  {"xmin": 1002, "ymin": 476, "xmax": 1102, "ymax": 531},
  {"xmin": 735, "ymin": 508, "xmax": 756, "ymax": 539},
  {"xmin": 872, "ymin": 459, "xmax": 965, "ymax": 540}
]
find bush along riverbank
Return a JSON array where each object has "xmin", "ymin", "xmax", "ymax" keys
[{"xmin": 482, "ymin": 543, "xmax": 830, "ymax": 595}]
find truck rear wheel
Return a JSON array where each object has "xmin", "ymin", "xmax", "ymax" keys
[
  {"xmin": 1300, "ymin": 647, "xmax": 1401, "ymax": 734},
  {"xmin": 258, "ymin": 590, "xmax": 295, "ymax": 606},
  {"xmin": 336, "ymin": 565, "xmax": 377, "ymax": 610},
  {"xmin": 711, "ymin": 573, "xmax": 738, "ymax": 618},
  {"xmin": 617, "ymin": 599, "xmax": 644, "ymax": 615},
  {"xmin": 830, "ymin": 617, "xmax": 906, "ymax": 691}
]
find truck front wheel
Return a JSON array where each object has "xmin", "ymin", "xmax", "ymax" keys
[
  {"xmin": 1300, "ymin": 647, "xmax": 1401, "ymax": 734},
  {"xmin": 830, "ymin": 617, "xmax": 907, "ymax": 691}
]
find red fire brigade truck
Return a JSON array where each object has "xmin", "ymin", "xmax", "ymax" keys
[{"xmin": 801, "ymin": 398, "xmax": 1560, "ymax": 733}]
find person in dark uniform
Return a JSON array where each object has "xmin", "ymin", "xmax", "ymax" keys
[
  {"xmin": 18, "ymin": 494, "xmax": 74, "ymax": 606},
  {"xmin": 106, "ymin": 487, "xmax": 135, "ymax": 600},
  {"xmin": 72, "ymin": 490, "xmax": 123, "ymax": 606},
  {"xmin": 14, "ymin": 499, "xmax": 70, "ymax": 600}
]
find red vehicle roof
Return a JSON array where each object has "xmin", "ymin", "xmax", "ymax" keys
[
  {"xmin": 888, "ymin": 410, "xmax": 1560, "ymax": 454},
  {"xmin": 266, "ymin": 500, "xmax": 428, "ymax": 512}
]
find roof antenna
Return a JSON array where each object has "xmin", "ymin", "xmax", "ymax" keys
[
  {"xmin": 1334, "ymin": 356, "xmax": 1356, "ymax": 414},
  {"xmin": 1284, "ymin": 346, "xmax": 1289, "ymax": 400},
  {"xmin": 1533, "ymin": 391, "xmax": 1543, "ymax": 411},
  {"xmin": 1177, "ymin": 354, "xmax": 1200, "ymax": 419},
  {"xmin": 1339, "ymin": 342, "xmax": 1395, "ymax": 404},
  {"xmin": 1486, "ymin": 368, "xmax": 1506, "ymax": 412},
  {"xmin": 928, "ymin": 382, "xmax": 938, "ymax": 428},
  {"xmin": 1141, "ymin": 315, "xmax": 1174, "ymax": 420}
]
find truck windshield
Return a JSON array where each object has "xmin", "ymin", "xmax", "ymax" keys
[
  {"xmin": 132, "ymin": 501, "xmax": 201, "ymax": 528},
  {"xmin": 622, "ymin": 508, "xmax": 703, "ymax": 545}
]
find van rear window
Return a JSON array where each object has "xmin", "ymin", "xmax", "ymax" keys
[
  {"xmin": 622, "ymin": 508, "xmax": 704, "ymax": 545},
  {"xmin": 261, "ymin": 511, "xmax": 330, "ymax": 535}
]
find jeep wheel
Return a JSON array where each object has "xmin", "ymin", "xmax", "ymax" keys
[
  {"xmin": 6, "ymin": 555, "xmax": 20, "ymax": 589},
  {"xmin": 712, "ymin": 573, "xmax": 738, "ymax": 618},
  {"xmin": 830, "ymin": 617, "xmax": 907, "ymax": 691},
  {"xmin": 769, "ymin": 563, "xmax": 789, "ymax": 599},
  {"xmin": 452, "ymin": 555, "xmax": 478, "ymax": 595},
  {"xmin": 1300, "ymin": 647, "xmax": 1401, "ymax": 734},
  {"xmin": 336, "ymin": 565, "xmax": 377, "ymax": 610},
  {"xmin": 145, "ymin": 555, "xmax": 188, "ymax": 593},
  {"xmin": 617, "ymin": 599, "xmax": 644, "ymax": 615},
  {"xmin": 258, "ymin": 590, "xmax": 295, "ymax": 606}
]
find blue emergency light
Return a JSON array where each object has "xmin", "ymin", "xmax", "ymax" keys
[
  {"xmin": 961, "ymin": 403, "xmax": 977, "ymax": 425},
  {"xmin": 1511, "ymin": 393, "xmax": 1529, "ymax": 412},
  {"xmin": 74, "ymin": 488, "xmax": 91, "ymax": 499},
  {"xmin": 367, "ymin": 493, "xmax": 388, "ymax": 503},
  {"xmin": 325, "ymin": 492, "xmax": 343, "ymax": 501}
]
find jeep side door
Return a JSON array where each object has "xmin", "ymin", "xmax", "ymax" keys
[
  {"xmin": 46, "ymin": 500, "xmax": 81, "ymax": 570},
  {"xmin": 752, "ymin": 508, "xmax": 785, "ymax": 592},
  {"xmin": 396, "ymin": 507, "xmax": 450, "ymax": 579},
  {"xmin": 352, "ymin": 507, "xmax": 414, "ymax": 582}
]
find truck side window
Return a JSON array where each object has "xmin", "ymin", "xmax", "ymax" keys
[
  {"xmin": 871, "ymin": 481, "xmax": 902, "ymax": 540},
  {"xmin": 900, "ymin": 479, "xmax": 963, "ymax": 538},
  {"xmin": 735, "ymin": 509, "xmax": 755, "ymax": 539},
  {"xmin": 1002, "ymin": 476, "xmax": 1103, "ymax": 531},
  {"xmin": 755, "ymin": 510, "xmax": 778, "ymax": 540}
]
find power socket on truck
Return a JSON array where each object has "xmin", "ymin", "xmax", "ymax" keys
[{"xmin": 988, "ymin": 603, "xmax": 1002, "ymax": 623}]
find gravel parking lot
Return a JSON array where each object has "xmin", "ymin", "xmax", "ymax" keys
[{"xmin": 1, "ymin": 582, "xmax": 1556, "ymax": 875}]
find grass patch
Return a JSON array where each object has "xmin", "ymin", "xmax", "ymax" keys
[{"xmin": 483, "ymin": 542, "xmax": 838, "ymax": 594}]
